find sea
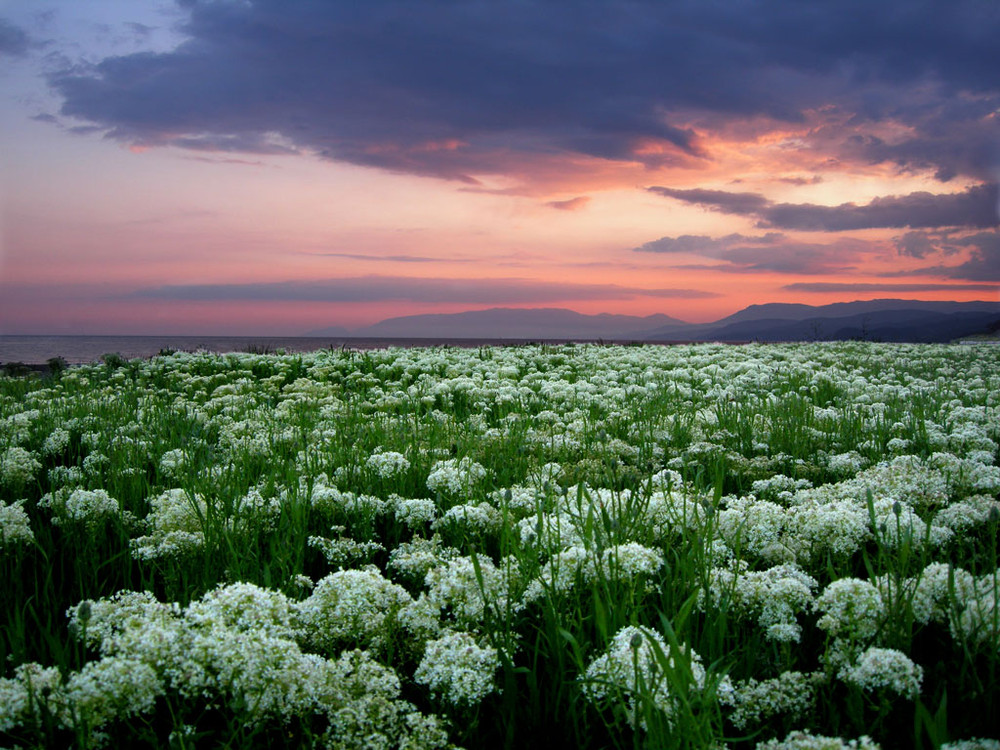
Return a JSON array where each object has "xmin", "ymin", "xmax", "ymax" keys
[{"xmin": 0, "ymin": 334, "xmax": 618, "ymax": 365}]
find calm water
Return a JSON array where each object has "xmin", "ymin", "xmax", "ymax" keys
[{"xmin": 0, "ymin": 335, "xmax": 614, "ymax": 365}]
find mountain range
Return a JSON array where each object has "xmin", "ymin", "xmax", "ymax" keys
[{"xmin": 306, "ymin": 299, "xmax": 1000, "ymax": 343}]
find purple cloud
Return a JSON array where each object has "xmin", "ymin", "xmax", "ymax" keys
[
  {"xmin": 906, "ymin": 232, "xmax": 1000, "ymax": 281},
  {"xmin": 634, "ymin": 232, "xmax": 866, "ymax": 274},
  {"xmin": 649, "ymin": 183, "xmax": 999, "ymax": 230},
  {"xmin": 546, "ymin": 197, "xmax": 591, "ymax": 211},
  {"xmin": 40, "ymin": 0, "xmax": 1000, "ymax": 184},
  {"xmin": 0, "ymin": 19, "xmax": 29, "ymax": 57}
]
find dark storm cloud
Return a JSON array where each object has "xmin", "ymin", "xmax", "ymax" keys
[
  {"xmin": 634, "ymin": 232, "xmax": 865, "ymax": 274},
  {"xmin": 44, "ymin": 0, "xmax": 1000, "ymax": 184},
  {"xmin": 0, "ymin": 19, "xmax": 30, "ymax": 56},
  {"xmin": 648, "ymin": 184, "xmax": 999, "ymax": 230},
  {"xmin": 130, "ymin": 276, "xmax": 717, "ymax": 303}
]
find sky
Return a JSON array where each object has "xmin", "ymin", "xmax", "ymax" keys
[{"xmin": 0, "ymin": 0, "xmax": 998, "ymax": 335}]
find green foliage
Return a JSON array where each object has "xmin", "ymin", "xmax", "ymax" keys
[{"xmin": 1, "ymin": 342, "xmax": 998, "ymax": 748}]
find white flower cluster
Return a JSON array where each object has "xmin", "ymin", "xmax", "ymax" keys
[
  {"xmin": 939, "ymin": 740, "xmax": 1000, "ymax": 750},
  {"xmin": 953, "ymin": 581, "xmax": 1000, "ymax": 647},
  {"xmin": 414, "ymin": 630, "xmax": 500, "ymax": 706},
  {"xmin": 0, "ymin": 584, "xmax": 455, "ymax": 747},
  {"xmin": 42, "ymin": 427, "xmax": 71, "ymax": 456},
  {"xmin": 0, "ymin": 662, "xmax": 63, "ymax": 733},
  {"xmin": 727, "ymin": 670, "xmax": 825, "ymax": 730},
  {"xmin": 394, "ymin": 495, "xmax": 439, "ymax": 528},
  {"xmin": 815, "ymin": 578, "xmax": 885, "ymax": 641},
  {"xmin": 717, "ymin": 496, "xmax": 787, "ymax": 560},
  {"xmin": 426, "ymin": 457, "xmax": 488, "ymax": 496},
  {"xmin": 701, "ymin": 563, "xmax": 817, "ymax": 643},
  {"xmin": 425, "ymin": 554, "xmax": 520, "ymax": 624},
  {"xmin": 0, "ymin": 499, "xmax": 34, "ymax": 551},
  {"xmin": 366, "ymin": 448, "xmax": 411, "ymax": 479},
  {"xmin": 582, "ymin": 625, "xmax": 711, "ymax": 730},
  {"xmin": 908, "ymin": 562, "xmax": 978, "ymax": 625},
  {"xmin": 130, "ymin": 488, "xmax": 207, "ymax": 560},
  {"xmin": 0, "ymin": 446, "xmax": 41, "ymax": 488},
  {"xmin": 523, "ymin": 542, "xmax": 665, "ymax": 604},
  {"xmin": 308, "ymin": 474, "xmax": 387, "ymax": 519},
  {"xmin": 297, "ymin": 567, "xmax": 414, "ymax": 653},
  {"xmin": 433, "ymin": 501, "xmax": 503, "ymax": 536},
  {"xmin": 308, "ymin": 531, "xmax": 385, "ymax": 568},
  {"xmin": 158, "ymin": 447, "xmax": 187, "ymax": 478},
  {"xmin": 388, "ymin": 535, "xmax": 458, "ymax": 583},
  {"xmin": 838, "ymin": 646, "xmax": 923, "ymax": 700},
  {"xmin": 756, "ymin": 731, "xmax": 881, "ymax": 749},
  {"xmin": 38, "ymin": 487, "xmax": 120, "ymax": 530}
]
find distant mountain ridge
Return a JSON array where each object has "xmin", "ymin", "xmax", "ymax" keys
[
  {"xmin": 308, "ymin": 308, "xmax": 686, "ymax": 339},
  {"xmin": 306, "ymin": 299, "xmax": 1000, "ymax": 343},
  {"xmin": 641, "ymin": 299, "xmax": 1000, "ymax": 342}
]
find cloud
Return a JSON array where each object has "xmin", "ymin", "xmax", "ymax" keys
[
  {"xmin": 0, "ymin": 19, "xmax": 30, "ymax": 56},
  {"xmin": 546, "ymin": 197, "xmax": 590, "ymax": 211},
  {"xmin": 905, "ymin": 231, "xmax": 1000, "ymax": 281},
  {"xmin": 648, "ymin": 183, "xmax": 999, "ymax": 230},
  {"xmin": 784, "ymin": 282, "xmax": 1000, "ymax": 293},
  {"xmin": 646, "ymin": 188, "xmax": 771, "ymax": 216},
  {"xmin": 41, "ymin": 0, "xmax": 1000, "ymax": 185},
  {"xmin": 130, "ymin": 276, "xmax": 718, "ymax": 303},
  {"xmin": 635, "ymin": 233, "xmax": 783, "ymax": 255},
  {"xmin": 893, "ymin": 231, "xmax": 941, "ymax": 259},
  {"xmin": 634, "ymin": 232, "xmax": 867, "ymax": 274}
]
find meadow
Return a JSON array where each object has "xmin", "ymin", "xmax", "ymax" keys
[{"xmin": 1, "ymin": 342, "xmax": 998, "ymax": 749}]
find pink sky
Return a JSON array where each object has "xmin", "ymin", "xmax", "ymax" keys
[{"xmin": 0, "ymin": 1, "xmax": 996, "ymax": 335}]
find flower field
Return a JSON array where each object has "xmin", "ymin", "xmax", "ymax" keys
[{"xmin": 1, "ymin": 342, "xmax": 998, "ymax": 749}]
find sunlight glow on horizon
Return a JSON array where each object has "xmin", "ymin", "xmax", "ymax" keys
[{"xmin": 0, "ymin": 1, "xmax": 996, "ymax": 336}]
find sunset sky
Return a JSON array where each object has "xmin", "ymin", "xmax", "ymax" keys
[{"xmin": 1, "ymin": 0, "xmax": 997, "ymax": 335}]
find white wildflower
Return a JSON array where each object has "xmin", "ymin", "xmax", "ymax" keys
[
  {"xmin": 911, "ymin": 562, "xmax": 977, "ymax": 625},
  {"xmin": 425, "ymin": 554, "xmax": 520, "ymax": 624},
  {"xmin": 0, "ymin": 447, "xmax": 41, "ymax": 488},
  {"xmin": 756, "ymin": 730, "xmax": 881, "ymax": 749},
  {"xmin": 130, "ymin": 489, "xmax": 206, "ymax": 560},
  {"xmin": 388, "ymin": 535, "xmax": 457, "ymax": 583},
  {"xmin": 728, "ymin": 670, "xmax": 826, "ymax": 730},
  {"xmin": 0, "ymin": 663, "xmax": 63, "ymax": 733},
  {"xmin": 297, "ymin": 568, "xmax": 414, "ymax": 653},
  {"xmin": 433, "ymin": 501, "xmax": 502, "ymax": 535},
  {"xmin": 582, "ymin": 625, "xmax": 708, "ymax": 730},
  {"xmin": 702, "ymin": 563, "xmax": 817, "ymax": 643},
  {"xmin": 42, "ymin": 428, "xmax": 71, "ymax": 456},
  {"xmin": 426, "ymin": 457, "xmax": 488, "ymax": 496},
  {"xmin": 63, "ymin": 656, "xmax": 163, "ymax": 737},
  {"xmin": 186, "ymin": 581, "xmax": 296, "ymax": 640},
  {"xmin": 0, "ymin": 499, "xmax": 34, "ymax": 551},
  {"xmin": 414, "ymin": 631, "xmax": 500, "ymax": 706},
  {"xmin": 838, "ymin": 646, "xmax": 923, "ymax": 700},
  {"xmin": 308, "ymin": 532, "xmax": 384, "ymax": 568},
  {"xmin": 815, "ymin": 578, "xmax": 885, "ymax": 641},
  {"xmin": 940, "ymin": 740, "xmax": 1000, "ymax": 750},
  {"xmin": 366, "ymin": 448, "xmax": 411, "ymax": 478},
  {"xmin": 393, "ymin": 495, "xmax": 439, "ymax": 528}
]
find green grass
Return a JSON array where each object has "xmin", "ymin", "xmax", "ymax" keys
[{"xmin": 1, "ymin": 342, "xmax": 998, "ymax": 749}]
